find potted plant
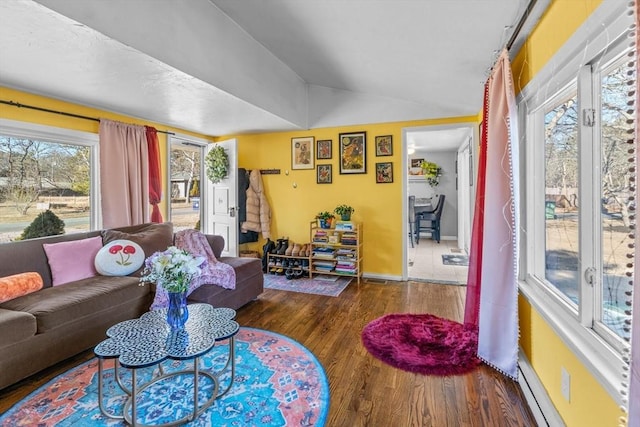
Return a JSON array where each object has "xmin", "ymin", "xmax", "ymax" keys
[
  {"xmin": 420, "ymin": 160, "xmax": 442, "ymax": 187},
  {"xmin": 316, "ymin": 211, "xmax": 335, "ymax": 229},
  {"xmin": 334, "ymin": 204, "xmax": 355, "ymax": 221}
]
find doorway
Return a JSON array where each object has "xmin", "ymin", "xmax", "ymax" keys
[{"xmin": 402, "ymin": 123, "xmax": 476, "ymax": 284}]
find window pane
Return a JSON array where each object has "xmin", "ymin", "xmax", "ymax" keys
[
  {"xmin": 544, "ymin": 92, "xmax": 580, "ymax": 306},
  {"xmin": 600, "ymin": 59, "xmax": 634, "ymax": 339},
  {"xmin": 170, "ymin": 145, "xmax": 202, "ymax": 232},
  {"xmin": 0, "ymin": 136, "xmax": 91, "ymax": 242}
]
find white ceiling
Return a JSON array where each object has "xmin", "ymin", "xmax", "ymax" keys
[{"xmin": 0, "ymin": 0, "xmax": 535, "ymax": 145}]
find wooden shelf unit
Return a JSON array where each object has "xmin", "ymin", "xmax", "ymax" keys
[{"xmin": 309, "ymin": 220, "xmax": 362, "ymax": 284}]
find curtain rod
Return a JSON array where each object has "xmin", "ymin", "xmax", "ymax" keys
[
  {"xmin": 0, "ymin": 100, "xmax": 176, "ymax": 135},
  {"xmin": 506, "ymin": 0, "xmax": 538, "ymax": 51}
]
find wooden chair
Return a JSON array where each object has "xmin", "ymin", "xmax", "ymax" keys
[{"xmin": 415, "ymin": 194, "xmax": 445, "ymax": 244}]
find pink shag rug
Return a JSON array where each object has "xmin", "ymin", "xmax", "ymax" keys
[{"xmin": 361, "ymin": 313, "xmax": 481, "ymax": 376}]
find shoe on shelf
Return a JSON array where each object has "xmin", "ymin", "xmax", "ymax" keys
[
  {"xmin": 285, "ymin": 268, "xmax": 295, "ymax": 280},
  {"xmin": 298, "ymin": 244, "xmax": 306, "ymax": 257},
  {"xmin": 285, "ymin": 241, "xmax": 294, "ymax": 256},
  {"xmin": 294, "ymin": 269, "xmax": 305, "ymax": 279},
  {"xmin": 305, "ymin": 243, "xmax": 312, "ymax": 257},
  {"xmin": 291, "ymin": 243, "xmax": 301, "ymax": 257},
  {"xmin": 277, "ymin": 238, "xmax": 289, "ymax": 255}
]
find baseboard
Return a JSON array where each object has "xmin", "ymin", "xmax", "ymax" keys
[
  {"xmin": 518, "ymin": 349, "xmax": 565, "ymax": 427},
  {"xmin": 362, "ymin": 273, "xmax": 402, "ymax": 282}
]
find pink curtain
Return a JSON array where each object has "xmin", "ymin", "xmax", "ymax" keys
[
  {"xmin": 99, "ymin": 119, "xmax": 149, "ymax": 228},
  {"xmin": 464, "ymin": 49, "xmax": 520, "ymax": 379},
  {"xmin": 628, "ymin": 3, "xmax": 640, "ymax": 424},
  {"xmin": 145, "ymin": 126, "xmax": 163, "ymax": 223}
]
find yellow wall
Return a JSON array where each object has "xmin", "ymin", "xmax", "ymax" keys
[
  {"xmin": 513, "ymin": 1, "xmax": 624, "ymax": 425},
  {"xmin": 0, "ymin": 86, "xmax": 213, "ymax": 216},
  {"xmin": 220, "ymin": 116, "xmax": 477, "ymax": 277},
  {"xmin": 511, "ymin": 0, "xmax": 602, "ymax": 93}
]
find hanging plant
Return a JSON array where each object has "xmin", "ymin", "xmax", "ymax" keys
[
  {"xmin": 420, "ymin": 161, "xmax": 442, "ymax": 187},
  {"xmin": 205, "ymin": 145, "xmax": 229, "ymax": 183}
]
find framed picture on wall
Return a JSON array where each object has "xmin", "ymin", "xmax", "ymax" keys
[
  {"xmin": 339, "ymin": 131, "xmax": 366, "ymax": 174},
  {"xmin": 317, "ymin": 139, "xmax": 332, "ymax": 159},
  {"xmin": 291, "ymin": 136, "xmax": 314, "ymax": 170},
  {"xmin": 375, "ymin": 135, "xmax": 393, "ymax": 156},
  {"xmin": 317, "ymin": 164, "xmax": 332, "ymax": 184},
  {"xmin": 375, "ymin": 162, "xmax": 393, "ymax": 183}
]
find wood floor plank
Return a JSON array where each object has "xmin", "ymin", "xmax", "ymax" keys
[{"xmin": 0, "ymin": 279, "xmax": 537, "ymax": 426}]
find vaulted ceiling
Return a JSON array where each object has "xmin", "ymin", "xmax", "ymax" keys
[{"xmin": 0, "ymin": 0, "xmax": 537, "ymax": 137}]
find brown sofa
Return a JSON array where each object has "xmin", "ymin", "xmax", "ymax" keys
[{"xmin": 0, "ymin": 223, "xmax": 263, "ymax": 390}]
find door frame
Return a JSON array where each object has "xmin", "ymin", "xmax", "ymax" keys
[{"xmin": 401, "ymin": 122, "xmax": 477, "ymax": 281}]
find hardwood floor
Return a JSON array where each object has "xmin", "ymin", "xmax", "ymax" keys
[{"xmin": 0, "ymin": 279, "xmax": 537, "ymax": 426}]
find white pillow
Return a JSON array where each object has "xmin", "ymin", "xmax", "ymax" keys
[{"xmin": 95, "ymin": 240, "xmax": 145, "ymax": 276}]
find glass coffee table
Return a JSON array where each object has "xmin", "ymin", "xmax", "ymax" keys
[{"xmin": 94, "ymin": 303, "xmax": 239, "ymax": 427}]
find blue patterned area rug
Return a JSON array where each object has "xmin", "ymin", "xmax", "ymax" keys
[
  {"xmin": 263, "ymin": 274, "xmax": 352, "ymax": 297},
  {"xmin": 0, "ymin": 328, "xmax": 329, "ymax": 426}
]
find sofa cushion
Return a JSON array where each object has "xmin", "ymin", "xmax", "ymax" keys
[
  {"xmin": 0, "ymin": 308, "xmax": 37, "ymax": 346},
  {"xmin": 0, "ymin": 272, "xmax": 44, "ymax": 303},
  {"xmin": 95, "ymin": 240, "xmax": 145, "ymax": 276},
  {"xmin": 43, "ymin": 236, "xmax": 103, "ymax": 286},
  {"xmin": 102, "ymin": 222, "xmax": 174, "ymax": 276},
  {"xmin": 0, "ymin": 275, "xmax": 147, "ymax": 333}
]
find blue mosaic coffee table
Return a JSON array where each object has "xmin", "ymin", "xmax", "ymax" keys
[{"xmin": 94, "ymin": 303, "xmax": 239, "ymax": 426}]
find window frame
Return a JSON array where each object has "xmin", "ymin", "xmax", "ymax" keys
[
  {"xmin": 517, "ymin": 2, "xmax": 632, "ymax": 405},
  {"xmin": 0, "ymin": 118, "xmax": 101, "ymax": 232}
]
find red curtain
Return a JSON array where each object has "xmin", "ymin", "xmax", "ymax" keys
[
  {"xmin": 464, "ymin": 81, "xmax": 489, "ymax": 329},
  {"xmin": 145, "ymin": 126, "xmax": 163, "ymax": 223}
]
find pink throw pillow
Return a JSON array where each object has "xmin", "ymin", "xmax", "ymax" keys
[{"xmin": 43, "ymin": 236, "xmax": 103, "ymax": 286}]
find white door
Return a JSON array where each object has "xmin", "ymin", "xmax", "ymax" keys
[
  {"xmin": 204, "ymin": 139, "xmax": 238, "ymax": 256},
  {"xmin": 457, "ymin": 141, "xmax": 472, "ymax": 252}
]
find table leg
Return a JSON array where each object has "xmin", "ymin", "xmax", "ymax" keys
[
  {"xmin": 193, "ymin": 357, "xmax": 199, "ymax": 421},
  {"xmin": 216, "ymin": 336, "xmax": 236, "ymax": 399},
  {"xmin": 97, "ymin": 359, "xmax": 125, "ymax": 420},
  {"xmin": 131, "ymin": 369, "xmax": 137, "ymax": 427}
]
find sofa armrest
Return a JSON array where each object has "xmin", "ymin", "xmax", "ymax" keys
[{"xmin": 204, "ymin": 235, "xmax": 225, "ymax": 258}]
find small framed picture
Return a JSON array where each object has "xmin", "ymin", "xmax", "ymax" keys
[
  {"xmin": 375, "ymin": 162, "xmax": 393, "ymax": 183},
  {"xmin": 339, "ymin": 131, "xmax": 366, "ymax": 174},
  {"xmin": 317, "ymin": 139, "xmax": 332, "ymax": 159},
  {"xmin": 375, "ymin": 135, "xmax": 393, "ymax": 156},
  {"xmin": 292, "ymin": 136, "xmax": 314, "ymax": 170},
  {"xmin": 317, "ymin": 164, "xmax": 332, "ymax": 184}
]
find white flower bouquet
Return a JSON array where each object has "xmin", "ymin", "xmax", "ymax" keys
[{"xmin": 139, "ymin": 246, "xmax": 205, "ymax": 293}]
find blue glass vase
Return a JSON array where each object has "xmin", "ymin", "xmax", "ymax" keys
[{"xmin": 167, "ymin": 291, "xmax": 189, "ymax": 329}]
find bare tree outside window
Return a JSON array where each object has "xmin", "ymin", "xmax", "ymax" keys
[{"xmin": 0, "ymin": 136, "xmax": 91, "ymax": 242}]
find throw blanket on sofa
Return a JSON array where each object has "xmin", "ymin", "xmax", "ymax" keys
[{"xmin": 150, "ymin": 229, "xmax": 236, "ymax": 309}]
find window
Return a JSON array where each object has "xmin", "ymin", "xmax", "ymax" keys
[
  {"xmin": 543, "ymin": 85, "xmax": 580, "ymax": 308},
  {"xmin": 530, "ymin": 48, "xmax": 634, "ymax": 346},
  {"xmin": 597, "ymin": 56, "xmax": 635, "ymax": 341},
  {"xmin": 0, "ymin": 120, "xmax": 99, "ymax": 242},
  {"xmin": 168, "ymin": 135, "xmax": 206, "ymax": 232},
  {"xmin": 521, "ymin": 15, "xmax": 635, "ymax": 401}
]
